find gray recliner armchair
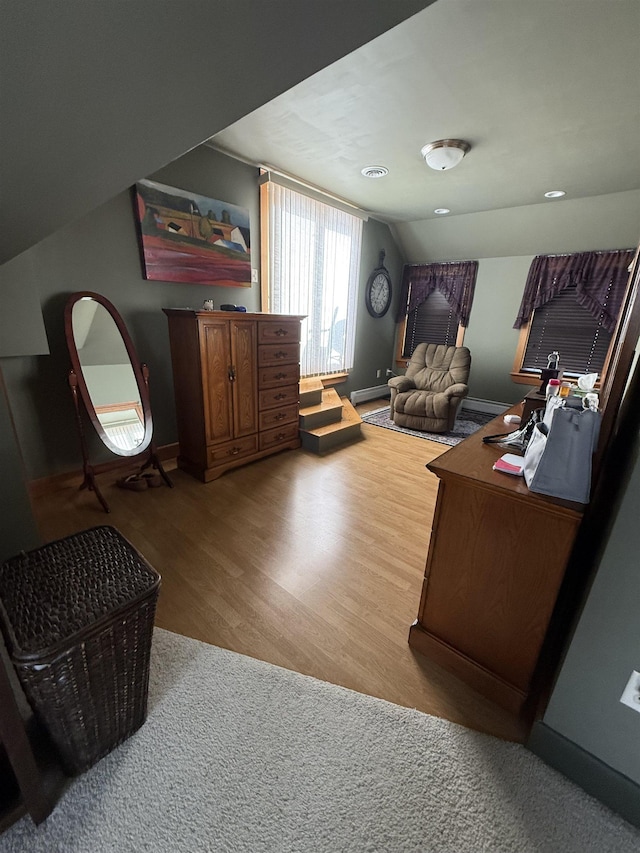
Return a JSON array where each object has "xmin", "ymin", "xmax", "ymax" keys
[{"xmin": 388, "ymin": 343, "xmax": 471, "ymax": 433}]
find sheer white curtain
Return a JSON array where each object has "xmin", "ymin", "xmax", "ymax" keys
[{"xmin": 264, "ymin": 180, "xmax": 362, "ymax": 377}]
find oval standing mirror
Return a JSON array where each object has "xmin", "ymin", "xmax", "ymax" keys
[
  {"xmin": 64, "ymin": 291, "xmax": 171, "ymax": 511},
  {"xmin": 66, "ymin": 292, "xmax": 152, "ymax": 456}
]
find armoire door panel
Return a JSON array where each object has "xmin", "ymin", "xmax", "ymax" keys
[
  {"xmin": 230, "ymin": 321, "xmax": 258, "ymax": 438},
  {"xmin": 201, "ymin": 321, "xmax": 233, "ymax": 445}
]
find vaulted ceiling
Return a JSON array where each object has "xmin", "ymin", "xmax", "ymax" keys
[
  {"xmin": 211, "ymin": 1, "xmax": 640, "ymax": 226},
  {"xmin": 0, "ymin": 0, "xmax": 430, "ymax": 266}
]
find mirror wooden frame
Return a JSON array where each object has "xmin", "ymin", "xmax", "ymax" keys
[{"xmin": 64, "ymin": 291, "xmax": 171, "ymax": 511}]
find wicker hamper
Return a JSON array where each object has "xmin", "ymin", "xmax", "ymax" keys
[{"xmin": 0, "ymin": 525, "xmax": 160, "ymax": 775}]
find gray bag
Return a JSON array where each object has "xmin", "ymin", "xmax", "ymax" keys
[{"xmin": 523, "ymin": 406, "xmax": 601, "ymax": 503}]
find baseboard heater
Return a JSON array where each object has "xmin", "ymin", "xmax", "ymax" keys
[
  {"xmin": 350, "ymin": 385, "xmax": 391, "ymax": 405},
  {"xmin": 349, "ymin": 387, "xmax": 508, "ymax": 415},
  {"xmin": 461, "ymin": 397, "xmax": 509, "ymax": 416}
]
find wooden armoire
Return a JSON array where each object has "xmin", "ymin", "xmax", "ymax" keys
[{"xmin": 163, "ymin": 310, "xmax": 304, "ymax": 482}]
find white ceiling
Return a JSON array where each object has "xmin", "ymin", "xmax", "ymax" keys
[{"xmin": 211, "ymin": 0, "xmax": 640, "ymax": 225}]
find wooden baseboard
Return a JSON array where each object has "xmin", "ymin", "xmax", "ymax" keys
[
  {"xmin": 28, "ymin": 443, "xmax": 179, "ymax": 498},
  {"xmin": 408, "ymin": 621, "xmax": 528, "ymax": 715}
]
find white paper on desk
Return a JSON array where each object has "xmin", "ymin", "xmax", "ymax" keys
[{"xmin": 493, "ymin": 453, "xmax": 525, "ymax": 476}]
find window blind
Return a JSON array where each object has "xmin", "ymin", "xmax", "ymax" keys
[
  {"xmin": 522, "ymin": 283, "xmax": 612, "ymax": 376},
  {"xmin": 402, "ymin": 287, "xmax": 457, "ymax": 358},
  {"xmin": 263, "ymin": 180, "xmax": 362, "ymax": 377}
]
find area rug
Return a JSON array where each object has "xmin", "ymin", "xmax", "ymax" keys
[
  {"xmin": 2, "ymin": 629, "xmax": 638, "ymax": 853},
  {"xmin": 361, "ymin": 405, "xmax": 496, "ymax": 446}
]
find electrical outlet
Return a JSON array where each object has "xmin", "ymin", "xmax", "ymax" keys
[
  {"xmin": 376, "ymin": 369, "xmax": 382, "ymax": 379},
  {"xmin": 620, "ymin": 670, "xmax": 640, "ymax": 712},
  {"xmin": 251, "ymin": 268, "xmax": 258, "ymax": 283},
  {"xmin": 386, "ymin": 369, "xmax": 393, "ymax": 377}
]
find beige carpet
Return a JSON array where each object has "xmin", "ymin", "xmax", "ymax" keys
[{"xmin": 2, "ymin": 628, "xmax": 638, "ymax": 852}]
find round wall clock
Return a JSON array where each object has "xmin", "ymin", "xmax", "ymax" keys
[{"xmin": 365, "ymin": 250, "xmax": 392, "ymax": 318}]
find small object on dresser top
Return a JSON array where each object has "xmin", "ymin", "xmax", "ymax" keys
[
  {"xmin": 504, "ymin": 414, "xmax": 521, "ymax": 425},
  {"xmin": 493, "ymin": 453, "xmax": 524, "ymax": 476}
]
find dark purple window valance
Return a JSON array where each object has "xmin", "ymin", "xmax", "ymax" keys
[
  {"xmin": 396, "ymin": 260, "xmax": 478, "ymax": 327},
  {"xmin": 513, "ymin": 249, "xmax": 634, "ymax": 332}
]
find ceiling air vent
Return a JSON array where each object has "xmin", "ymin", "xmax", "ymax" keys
[{"xmin": 361, "ymin": 166, "xmax": 389, "ymax": 179}]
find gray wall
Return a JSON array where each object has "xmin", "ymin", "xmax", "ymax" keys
[
  {"xmin": 0, "ymin": 370, "xmax": 41, "ymax": 561},
  {"xmin": 3, "ymin": 146, "xmax": 261, "ymax": 480},
  {"xmin": 394, "ymin": 190, "xmax": 640, "ymax": 263},
  {"xmin": 462, "ymin": 256, "xmax": 532, "ymax": 404},
  {"xmin": 0, "ymin": 255, "xmax": 49, "ymax": 358},
  {"xmin": 344, "ymin": 218, "xmax": 405, "ymax": 397},
  {"xmin": 540, "ymin": 426, "xmax": 640, "ymax": 786},
  {"xmin": 2, "ymin": 145, "xmax": 404, "ymax": 481}
]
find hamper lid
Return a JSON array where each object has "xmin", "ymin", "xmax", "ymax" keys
[{"xmin": 0, "ymin": 525, "xmax": 160, "ymax": 658}]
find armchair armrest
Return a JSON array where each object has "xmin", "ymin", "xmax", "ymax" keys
[
  {"xmin": 442, "ymin": 383, "xmax": 469, "ymax": 399},
  {"xmin": 388, "ymin": 376, "xmax": 415, "ymax": 393}
]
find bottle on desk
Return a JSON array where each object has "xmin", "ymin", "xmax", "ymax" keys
[{"xmin": 546, "ymin": 378, "xmax": 561, "ymax": 399}]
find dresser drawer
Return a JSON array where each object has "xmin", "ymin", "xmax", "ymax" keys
[
  {"xmin": 259, "ymin": 363, "xmax": 301, "ymax": 389},
  {"xmin": 259, "ymin": 422, "xmax": 300, "ymax": 451},
  {"xmin": 258, "ymin": 321, "xmax": 301, "ymax": 345},
  {"xmin": 207, "ymin": 434, "xmax": 258, "ymax": 467},
  {"xmin": 259, "ymin": 385, "xmax": 299, "ymax": 410},
  {"xmin": 259, "ymin": 403, "xmax": 298, "ymax": 432},
  {"xmin": 258, "ymin": 343, "xmax": 300, "ymax": 367}
]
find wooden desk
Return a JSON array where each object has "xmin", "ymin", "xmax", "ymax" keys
[{"xmin": 408, "ymin": 407, "xmax": 583, "ymax": 714}]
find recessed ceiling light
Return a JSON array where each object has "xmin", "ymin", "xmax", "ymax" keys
[
  {"xmin": 361, "ymin": 165, "xmax": 389, "ymax": 179},
  {"xmin": 544, "ymin": 190, "xmax": 566, "ymax": 198},
  {"xmin": 434, "ymin": 208, "xmax": 451, "ymax": 215}
]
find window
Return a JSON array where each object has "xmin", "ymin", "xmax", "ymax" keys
[
  {"xmin": 260, "ymin": 175, "xmax": 363, "ymax": 378},
  {"xmin": 511, "ymin": 249, "xmax": 634, "ymax": 385},
  {"xmin": 399, "ymin": 287, "xmax": 461, "ymax": 359},
  {"xmin": 394, "ymin": 261, "xmax": 477, "ymax": 364},
  {"xmin": 519, "ymin": 283, "xmax": 613, "ymax": 379}
]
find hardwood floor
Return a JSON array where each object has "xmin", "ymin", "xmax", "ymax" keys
[{"xmin": 31, "ymin": 399, "xmax": 529, "ymax": 743}]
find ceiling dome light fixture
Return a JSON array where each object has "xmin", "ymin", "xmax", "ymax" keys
[
  {"xmin": 361, "ymin": 165, "xmax": 389, "ymax": 179},
  {"xmin": 421, "ymin": 139, "xmax": 470, "ymax": 171},
  {"xmin": 544, "ymin": 190, "xmax": 566, "ymax": 198},
  {"xmin": 434, "ymin": 208, "xmax": 451, "ymax": 215}
]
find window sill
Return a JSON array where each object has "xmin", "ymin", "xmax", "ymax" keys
[
  {"xmin": 510, "ymin": 372, "xmax": 543, "ymax": 387},
  {"xmin": 511, "ymin": 371, "xmax": 603, "ymax": 391}
]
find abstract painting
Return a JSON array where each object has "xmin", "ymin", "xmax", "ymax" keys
[{"xmin": 134, "ymin": 179, "xmax": 251, "ymax": 286}]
